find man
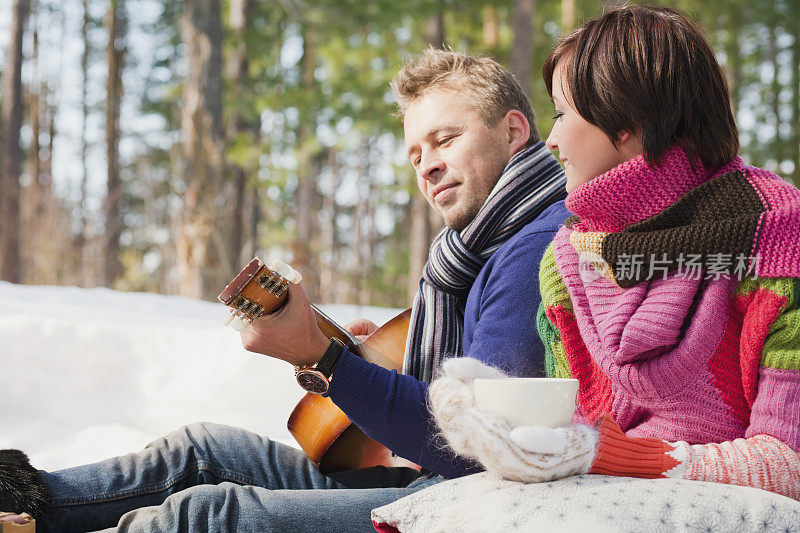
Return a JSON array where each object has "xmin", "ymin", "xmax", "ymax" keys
[{"xmin": 1, "ymin": 49, "xmax": 568, "ymax": 532}]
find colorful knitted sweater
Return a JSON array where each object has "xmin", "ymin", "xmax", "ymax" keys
[{"xmin": 537, "ymin": 145, "xmax": 800, "ymax": 499}]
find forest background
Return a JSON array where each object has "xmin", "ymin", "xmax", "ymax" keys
[{"xmin": 0, "ymin": 0, "xmax": 798, "ymax": 307}]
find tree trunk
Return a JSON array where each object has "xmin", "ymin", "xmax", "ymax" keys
[
  {"xmin": 225, "ymin": 0, "xmax": 256, "ymax": 270},
  {"xmin": 102, "ymin": 0, "xmax": 126, "ymax": 287},
  {"xmin": 769, "ymin": 25, "xmax": 783, "ymax": 172},
  {"xmin": 510, "ymin": 0, "xmax": 534, "ymax": 99},
  {"xmin": 23, "ymin": 87, "xmax": 64, "ymax": 285},
  {"xmin": 0, "ymin": 0, "xmax": 30, "ymax": 283},
  {"xmin": 425, "ymin": 8, "xmax": 444, "ymax": 48},
  {"xmin": 45, "ymin": 89, "xmax": 59, "ymax": 282},
  {"xmin": 30, "ymin": 15, "xmax": 41, "ymax": 209},
  {"xmin": 351, "ymin": 146, "xmax": 366, "ymax": 305},
  {"xmin": 366, "ymin": 146, "xmax": 379, "ymax": 306},
  {"xmin": 561, "ymin": 0, "xmax": 575, "ymax": 33},
  {"xmin": 292, "ymin": 25, "xmax": 320, "ymax": 300},
  {"xmin": 483, "ymin": 5, "xmax": 499, "ymax": 49},
  {"xmin": 22, "ymin": 4, "xmax": 43, "ymax": 284},
  {"xmin": 177, "ymin": 0, "xmax": 226, "ymax": 298},
  {"xmin": 78, "ymin": 0, "xmax": 91, "ymax": 286},
  {"xmin": 352, "ymin": 139, "xmax": 376, "ymax": 306},
  {"xmin": 25, "ymin": 8, "xmax": 41, "ymax": 284},
  {"xmin": 408, "ymin": 10, "xmax": 445, "ymax": 302},
  {"xmin": 320, "ymin": 147, "xmax": 340, "ymax": 302},
  {"xmin": 243, "ymin": 186, "xmax": 261, "ymax": 266},
  {"xmin": 724, "ymin": 14, "xmax": 742, "ymax": 122}
]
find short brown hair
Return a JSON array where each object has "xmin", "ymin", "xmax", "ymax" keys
[
  {"xmin": 392, "ymin": 48, "xmax": 540, "ymax": 147},
  {"xmin": 543, "ymin": 5, "xmax": 738, "ymax": 169}
]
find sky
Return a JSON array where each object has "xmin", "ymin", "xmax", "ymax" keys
[{"xmin": 0, "ymin": 280, "xmax": 399, "ymax": 471}]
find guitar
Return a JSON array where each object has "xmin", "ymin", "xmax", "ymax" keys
[{"xmin": 218, "ymin": 258, "xmax": 419, "ymax": 473}]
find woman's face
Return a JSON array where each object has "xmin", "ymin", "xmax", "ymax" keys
[{"xmin": 546, "ymin": 63, "xmax": 635, "ymax": 193}]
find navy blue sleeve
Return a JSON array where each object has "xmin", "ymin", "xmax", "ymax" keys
[
  {"xmin": 326, "ymin": 350, "xmax": 482, "ymax": 478},
  {"xmin": 325, "ymin": 222, "xmax": 564, "ymax": 478}
]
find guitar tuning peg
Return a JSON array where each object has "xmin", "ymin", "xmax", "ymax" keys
[
  {"xmin": 230, "ymin": 315, "xmax": 252, "ymax": 332},
  {"xmin": 268, "ymin": 259, "xmax": 302, "ymax": 284},
  {"xmin": 223, "ymin": 311, "xmax": 251, "ymax": 332}
]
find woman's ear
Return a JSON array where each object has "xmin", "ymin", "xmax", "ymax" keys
[
  {"xmin": 617, "ymin": 129, "xmax": 643, "ymax": 160},
  {"xmin": 505, "ymin": 109, "xmax": 530, "ymax": 155}
]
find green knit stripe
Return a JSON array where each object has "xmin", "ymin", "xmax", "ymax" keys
[
  {"xmin": 538, "ymin": 243, "xmax": 575, "ymax": 379},
  {"xmin": 539, "ymin": 243, "xmax": 572, "ymax": 312},
  {"xmin": 551, "ymin": 337, "xmax": 573, "ymax": 379},
  {"xmin": 538, "ymin": 301, "xmax": 557, "ymax": 377},
  {"xmin": 734, "ymin": 276, "xmax": 795, "ymax": 300},
  {"xmin": 537, "ymin": 301, "xmax": 573, "ymax": 379},
  {"xmin": 759, "ymin": 278, "xmax": 800, "ymax": 371}
]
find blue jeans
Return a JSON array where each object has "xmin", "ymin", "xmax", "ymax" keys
[{"xmin": 39, "ymin": 422, "xmax": 441, "ymax": 532}]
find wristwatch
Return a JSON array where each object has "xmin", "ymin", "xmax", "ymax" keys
[{"xmin": 294, "ymin": 337, "xmax": 346, "ymax": 395}]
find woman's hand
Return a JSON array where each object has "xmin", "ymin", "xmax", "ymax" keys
[
  {"xmin": 429, "ymin": 357, "xmax": 597, "ymax": 483},
  {"xmin": 239, "ymin": 283, "xmax": 330, "ymax": 367}
]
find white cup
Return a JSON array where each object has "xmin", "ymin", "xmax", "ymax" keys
[{"xmin": 473, "ymin": 378, "xmax": 579, "ymax": 428}]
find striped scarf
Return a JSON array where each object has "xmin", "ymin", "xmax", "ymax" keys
[{"xmin": 403, "ymin": 142, "xmax": 566, "ymax": 383}]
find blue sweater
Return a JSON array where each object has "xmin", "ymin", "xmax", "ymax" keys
[{"xmin": 326, "ymin": 200, "xmax": 571, "ymax": 479}]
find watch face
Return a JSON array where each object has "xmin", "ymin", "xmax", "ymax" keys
[{"xmin": 296, "ymin": 370, "xmax": 329, "ymax": 395}]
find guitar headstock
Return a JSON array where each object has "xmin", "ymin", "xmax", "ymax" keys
[
  {"xmin": 220, "ymin": 257, "xmax": 366, "ymax": 358},
  {"xmin": 218, "ymin": 258, "xmax": 301, "ymax": 321}
]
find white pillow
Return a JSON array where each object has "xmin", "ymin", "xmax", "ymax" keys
[{"xmin": 372, "ymin": 473, "xmax": 800, "ymax": 532}]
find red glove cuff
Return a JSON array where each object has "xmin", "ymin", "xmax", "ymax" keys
[{"xmin": 588, "ymin": 413, "xmax": 680, "ymax": 478}]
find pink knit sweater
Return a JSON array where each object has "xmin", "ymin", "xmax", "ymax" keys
[{"xmin": 538, "ymin": 146, "xmax": 800, "ymax": 498}]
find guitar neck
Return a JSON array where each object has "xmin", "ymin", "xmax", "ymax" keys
[
  {"xmin": 311, "ymin": 304, "xmax": 405, "ymax": 371},
  {"xmin": 311, "ymin": 304, "xmax": 363, "ymax": 358},
  {"xmin": 219, "ymin": 258, "xmax": 405, "ymax": 372}
]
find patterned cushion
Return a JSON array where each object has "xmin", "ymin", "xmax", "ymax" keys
[{"xmin": 371, "ymin": 473, "xmax": 800, "ymax": 532}]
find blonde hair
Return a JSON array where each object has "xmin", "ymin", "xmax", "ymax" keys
[{"xmin": 391, "ymin": 48, "xmax": 540, "ymax": 146}]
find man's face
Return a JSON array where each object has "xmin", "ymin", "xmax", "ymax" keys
[{"xmin": 404, "ymin": 89, "xmax": 514, "ymax": 231}]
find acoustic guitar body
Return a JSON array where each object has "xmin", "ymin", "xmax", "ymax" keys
[{"xmin": 287, "ymin": 308, "xmax": 417, "ymax": 473}]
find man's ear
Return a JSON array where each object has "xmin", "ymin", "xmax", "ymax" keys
[{"xmin": 504, "ymin": 109, "xmax": 530, "ymax": 155}]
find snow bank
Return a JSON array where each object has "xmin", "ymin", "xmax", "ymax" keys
[{"xmin": 0, "ymin": 282, "xmax": 399, "ymax": 472}]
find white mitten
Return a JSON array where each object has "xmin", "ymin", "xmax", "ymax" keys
[
  {"xmin": 440, "ymin": 357, "xmax": 508, "ymax": 380},
  {"xmin": 429, "ymin": 358, "xmax": 598, "ymax": 483}
]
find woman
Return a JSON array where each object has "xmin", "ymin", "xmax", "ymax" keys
[{"xmin": 425, "ymin": 5, "xmax": 800, "ymax": 498}]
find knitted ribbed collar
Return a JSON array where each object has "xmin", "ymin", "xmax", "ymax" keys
[
  {"xmin": 565, "ymin": 145, "xmax": 743, "ymax": 233},
  {"xmin": 559, "ymin": 145, "xmax": 800, "ymax": 286}
]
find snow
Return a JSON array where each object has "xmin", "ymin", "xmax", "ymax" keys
[{"xmin": 0, "ymin": 281, "xmax": 400, "ymax": 472}]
